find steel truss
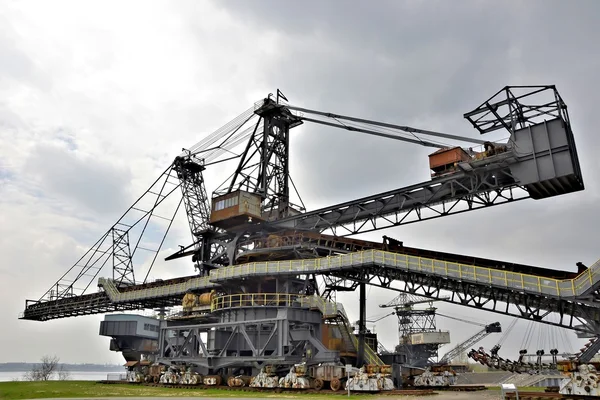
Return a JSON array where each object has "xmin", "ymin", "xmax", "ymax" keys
[
  {"xmin": 273, "ymin": 159, "xmax": 527, "ymax": 236},
  {"xmin": 21, "ymin": 293, "xmax": 136, "ymax": 321},
  {"xmin": 215, "ymin": 97, "xmax": 304, "ymax": 220},
  {"xmin": 22, "ymin": 237, "xmax": 597, "ymax": 327},
  {"xmin": 173, "ymin": 153, "xmax": 218, "ymax": 273},
  {"xmin": 439, "ymin": 323, "xmax": 501, "ymax": 365},
  {"xmin": 323, "ymin": 266, "xmax": 600, "ymax": 335},
  {"xmin": 464, "ymin": 85, "xmax": 571, "ymax": 135},
  {"xmin": 396, "ymin": 310, "xmax": 440, "ymax": 366},
  {"xmin": 26, "ymin": 166, "xmax": 183, "ymax": 308},
  {"xmin": 174, "ymin": 153, "xmax": 211, "ymax": 238},
  {"xmin": 111, "ymin": 228, "xmax": 135, "ymax": 286},
  {"xmin": 158, "ymin": 311, "xmax": 337, "ymax": 371}
]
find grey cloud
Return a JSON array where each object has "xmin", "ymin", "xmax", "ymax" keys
[
  {"xmin": 0, "ymin": 102, "xmax": 28, "ymax": 130},
  {"xmin": 23, "ymin": 142, "xmax": 132, "ymax": 216},
  {"xmin": 216, "ymin": 0, "xmax": 519, "ymax": 114},
  {"xmin": 0, "ymin": 15, "xmax": 51, "ymax": 91}
]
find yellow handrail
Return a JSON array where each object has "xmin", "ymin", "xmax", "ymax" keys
[
  {"xmin": 208, "ymin": 250, "xmax": 600, "ymax": 299},
  {"xmin": 211, "ymin": 293, "xmax": 315, "ymax": 312},
  {"xmin": 99, "ymin": 250, "xmax": 600, "ymax": 304}
]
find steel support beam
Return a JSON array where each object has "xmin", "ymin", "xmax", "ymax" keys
[
  {"xmin": 272, "ymin": 160, "xmax": 526, "ymax": 236},
  {"xmin": 326, "ymin": 266, "xmax": 600, "ymax": 336},
  {"xmin": 357, "ymin": 282, "xmax": 366, "ymax": 367}
]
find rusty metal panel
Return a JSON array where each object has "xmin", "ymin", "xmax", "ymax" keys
[
  {"xmin": 428, "ymin": 147, "xmax": 470, "ymax": 170},
  {"xmin": 238, "ymin": 191, "xmax": 262, "ymax": 218},
  {"xmin": 312, "ymin": 363, "xmax": 344, "ymax": 380},
  {"xmin": 209, "ymin": 190, "xmax": 263, "ymax": 226},
  {"xmin": 410, "ymin": 331, "xmax": 451, "ymax": 345}
]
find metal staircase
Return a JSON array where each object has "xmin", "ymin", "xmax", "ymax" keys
[{"xmin": 307, "ymin": 295, "xmax": 383, "ymax": 365}]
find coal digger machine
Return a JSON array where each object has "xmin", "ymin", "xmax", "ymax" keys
[{"xmin": 20, "ymin": 86, "xmax": 600, "ymax": 394}]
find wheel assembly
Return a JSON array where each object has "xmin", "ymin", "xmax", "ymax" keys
[{"xmin": 330, "ymin": 378, "xmax": 341, "ymax": 391}]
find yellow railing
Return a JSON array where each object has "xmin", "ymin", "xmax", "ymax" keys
[
  {"xmin": 208, "ymin": 250, "xmax": 600, "ymax": 299},
  {"xmin": 98, "ymin": 276, "xmax": 216, "ymax": 303},
  {"xmin": 99, "ymin": 250, "xmax": 600, "ymax": 304},
  {"xmin": 211, "ymin": 293, "xmax": 320, "ymax": 312},
  {"xmin": 309, "ymin": 296, "xmax": 383, "ymax": 366},
  {"xmin": 349, "ymin": 333, "xmax": 383, "ymax": 366},
  {"xmin": 210, "ymin": 292, "xmax": 346, "ymax": 315}
]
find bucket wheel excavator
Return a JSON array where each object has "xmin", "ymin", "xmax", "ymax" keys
[{"xmin": 19, "ymin": 86, "xmax": 600, "ymax": 394}]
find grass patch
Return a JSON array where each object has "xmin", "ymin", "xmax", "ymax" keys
[{"xmin": 0, "ymin": 381, "xmax": 377, "ymax": 399}]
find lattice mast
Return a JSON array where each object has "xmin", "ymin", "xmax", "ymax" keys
[
  {"xmin": 380, "ymin": 293, "xmax": 448, "ymax": 366},
  {"xmin": 217, "ymin": 92, "xmax": 304, "ymax": 221}
]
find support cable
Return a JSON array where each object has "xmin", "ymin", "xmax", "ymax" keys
[{"xmin": 498, "ymin": 318, "xmax": 518, "ymax": 347}]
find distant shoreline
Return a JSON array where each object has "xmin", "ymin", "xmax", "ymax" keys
[{"xmin": 0, "ymin": 363, "xmax": 124, "ymax": 372}]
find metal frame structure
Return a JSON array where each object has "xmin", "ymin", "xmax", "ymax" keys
[
  {"xmin": 174, "ymin": 153, "xmax": 211, "ymax": 238},
  {"xmin": 111, "ymin": 228, "xmax": 135, "ymax": 286},
  {"xmin": 272, "ymin": 159, "xmax": 525, "ymax": 236},
  {"xmin": 30, "ymin": 165, "xmax": 183, "ymax": 306},
  {"xmin": 215, "ymin": 97, "xmax": 305, "ymax": 220},
  {"xmin": 19, "ymin": 85, "xmax": 598, "ymax": 375},
  {"xmin": 159, "ymin": 308, "xmax": 336, "ymax": 370},
  {"xmin": 85, "ymin": 248, "xmax": 600, "ymax": 335},
  {"xmin": 438, "ymin": 322, "xmax": 501, "ymax": 365},
  {"xmin": 464, "ymin": 85, "xmax": 571, "ymax": 135},
  {"xmin": 315, "ymin": 251, "xmax": 600, "ymax": 335},
  {"xmin": 380, "ymin": 293, "xmax": 447, "ymax": 367}
]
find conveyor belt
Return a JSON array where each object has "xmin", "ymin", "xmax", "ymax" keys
[
  {"xmin": 239, "ymin": 231, "xmax": 583, "ymax": 280},
  {"xmin": 209, "ymin": 250, "xmax": 600, "ymax": 300},
  {"xmin": 98, "ymin": 275, "xmax": 216, "ymax": 303},
  {"xmin": 22, "ymin": 249, "xmax": 600, "ymax": 329}
]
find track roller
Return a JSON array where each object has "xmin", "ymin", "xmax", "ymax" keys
[
  {"xmin": 330, "ymin": 378, "xmax": 341, "ymax": 391},
  {"xmin": 313, "ymin": 378, "xmax": 324, "ymax": 390}
]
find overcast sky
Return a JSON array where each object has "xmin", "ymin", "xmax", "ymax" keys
[{"xmin": 1, "ymin": 0, "xmax": 599, "ymax": 365}]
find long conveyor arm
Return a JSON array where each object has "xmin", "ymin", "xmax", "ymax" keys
[{"xmin": 22, "ymin": 249, "xmax": 598, "ymax": 336}]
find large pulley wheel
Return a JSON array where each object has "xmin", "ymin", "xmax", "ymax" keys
[
  {"xmin": 330, "ymin": 378, "xmax": 341, "ymax": 391},
  {"xmin": 313, "ymin": 378, "xmax": 324, "ymax": 390}
]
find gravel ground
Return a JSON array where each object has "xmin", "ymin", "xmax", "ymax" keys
[
  {"xmin": 373, "ymin": 391, "xmax": 506, "ymax": 400},
  {"xmin": 416, "ymin": 391, "xmax": 504, "ymax": 399}
]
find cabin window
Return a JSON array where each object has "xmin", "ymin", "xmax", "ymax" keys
[{"xmin": 214, "ymin": 196, "xmax": 238, "ymax": 211}]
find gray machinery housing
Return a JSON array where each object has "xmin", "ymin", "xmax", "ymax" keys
[{"xmin": 99, "ymin": 314, "xmax": 160, "ymax": 362}]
